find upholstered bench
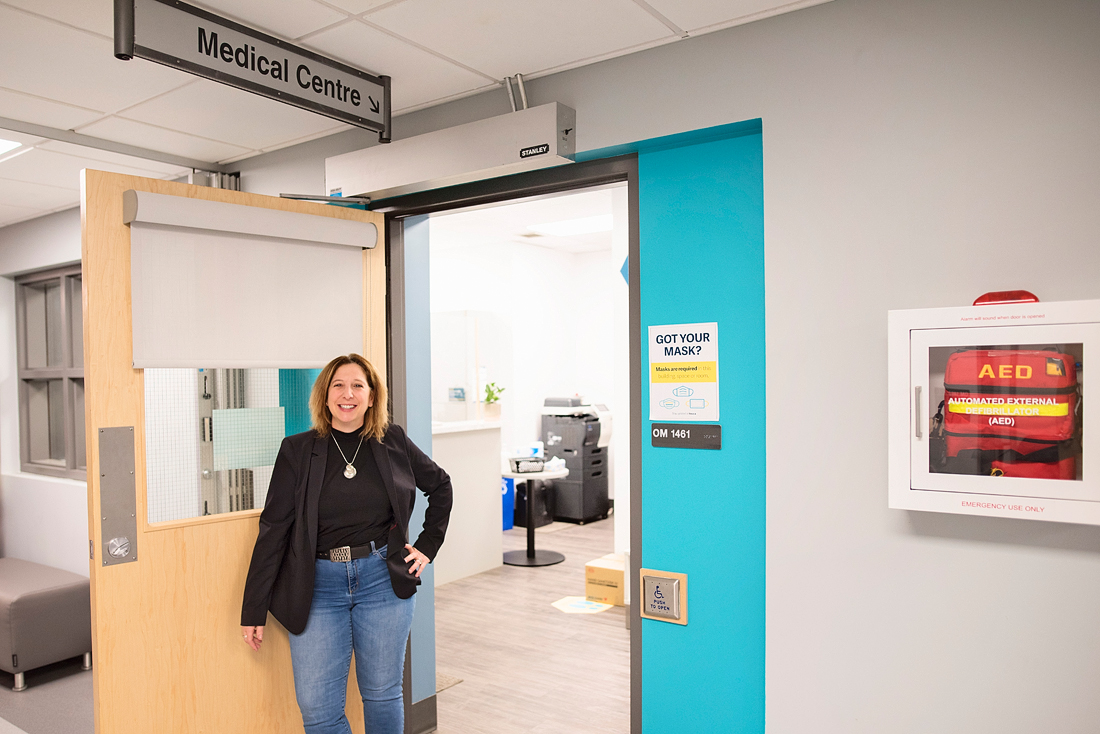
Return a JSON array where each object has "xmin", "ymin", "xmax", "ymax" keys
[{"xmin": 0, "ymin": 558, "xmax": 92, "ymax": 691}]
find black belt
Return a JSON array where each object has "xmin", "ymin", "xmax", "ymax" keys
[{"xmin": 318, "ymin": 537, "xmax": 388, "ymax": 562}]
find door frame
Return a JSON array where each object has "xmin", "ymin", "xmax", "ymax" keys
[{"xmin": 379, "ymin": 154, "xmax": 643, "ymax": 734}]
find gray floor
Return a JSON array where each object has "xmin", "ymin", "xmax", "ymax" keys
[
  {"xmin": 0, "ymin": 658, "xmax": 92, "ymax": 734},
  {"xmin": 0, "ymin": 518, "xmax": 627, "ymax": 734},
  {"xmin": 434, "ymin": 517, "xmax": 629, "ymax": 734}
]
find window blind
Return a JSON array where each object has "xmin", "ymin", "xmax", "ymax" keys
[{"xmin": 126, "ymin": 190, "xmax": 374, "ymax": 368}]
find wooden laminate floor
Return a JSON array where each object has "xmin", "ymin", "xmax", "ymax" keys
[
  {"xmin": 0, "ymin": 522, "xmax": 627, "ymax": 734},
  {"xmin": 433, "ymin": 517, "xmax": 629, "ymax": 734}
]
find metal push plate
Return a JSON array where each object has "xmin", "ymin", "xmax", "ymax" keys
[
  {"xmin": 642, "ymin": 575, "xmax": 681, "ymax": 620},
  {"xmin": 99, "ymin": 427, "xmax": 138, "ymax": 566}
]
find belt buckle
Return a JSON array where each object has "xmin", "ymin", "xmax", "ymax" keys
[{"xmin": 329, "ymin": 546, "xmax": 352, "ymax": 563}]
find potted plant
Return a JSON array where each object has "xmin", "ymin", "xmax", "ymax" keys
[{"xmin": 483, "ymin": 382, "xmax": 504, "ymax": 419}]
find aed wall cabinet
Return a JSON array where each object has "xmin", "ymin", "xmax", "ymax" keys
[{"xmin": 888, "ymin": 299, "xmax": 1100, "ymax": 525}]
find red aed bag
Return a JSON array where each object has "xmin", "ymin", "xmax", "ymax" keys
[
  {"xmin": 942, "ymin": 349, "xmax": 1078, "ymax": 467},
  {"xmin": 990, "ymin": 457, "xmax": 1076, "ymax": 480}
]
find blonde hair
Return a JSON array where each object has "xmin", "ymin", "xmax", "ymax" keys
[{"xmin": 310, "ymin": 354, "xmax": 389, "ymax": 441}]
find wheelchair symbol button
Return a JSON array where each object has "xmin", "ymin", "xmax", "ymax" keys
[{"xmin": 642, "ymin": 575, "xmax": 681, "ymax": 621}]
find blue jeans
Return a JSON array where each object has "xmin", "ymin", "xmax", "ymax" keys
[{"xmin": 288, "ymin": 544, "xmax": 415, "ymax": 734}]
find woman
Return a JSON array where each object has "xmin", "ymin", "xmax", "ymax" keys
[{"xmin": 241, "ymin": 354, "xmax": 452, "ymax": 734}]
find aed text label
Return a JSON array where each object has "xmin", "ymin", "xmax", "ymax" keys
[{"xmin": 978, "ymin": 364, "xmax": 1032, "ymax": 379}]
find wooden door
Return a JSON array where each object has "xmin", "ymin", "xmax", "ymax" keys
[{"xmin": 81, "ymin": 169, "xmax": 386, "ymax": 733}]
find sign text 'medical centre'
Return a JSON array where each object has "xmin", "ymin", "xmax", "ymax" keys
[{"xmin": 117, "ymin": 0, "xmax": 390, "ymax": 139}]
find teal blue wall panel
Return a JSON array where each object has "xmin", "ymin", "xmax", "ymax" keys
[
  {"xmin": 403, "ymin": 214, "xmax": 437, "ymax": 704},
  {"xmin": 278, "ymin": 368, "xmax": 321, "ymax": 436},
  {"xmin": 638, "ymin": 131, "xmax": 765, "ymax": 731}
]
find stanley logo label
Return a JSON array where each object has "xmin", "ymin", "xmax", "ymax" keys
[{"xmin": 520, "ymin": 143, "xmax": 550, "ymax": 158}]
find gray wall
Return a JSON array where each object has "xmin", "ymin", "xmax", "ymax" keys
[
  {"xmin": 0, "ymin": 207, "xmax": 80, "ymax": 276},
  {"xmin": 745, "ymin": 1, "xmax": 1100, "ymax": 731},
  {"xmin": 237, "ymin": 2, "xmax": 1100, "ymax": 729},
  {"xmin": 0, "ymin": 206, "xmax": 89, "ymax": 576},
  {"xmin": 2, "ymin": 0, "xmax": 1099, "ymax": 727}
]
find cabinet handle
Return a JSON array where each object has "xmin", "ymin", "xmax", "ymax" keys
[{"xmin": 914, "ymin": 386, "xmax": 922, "ymax": 439}]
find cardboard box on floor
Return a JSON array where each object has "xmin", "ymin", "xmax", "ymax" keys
[{"xmin": 585, "ymin": 553, "xmax": 625, "ymax": 606}]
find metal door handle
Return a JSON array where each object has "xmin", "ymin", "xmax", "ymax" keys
[{"xmin": 914, "ymin": 386, "xmax": 922, "ymax": 438}]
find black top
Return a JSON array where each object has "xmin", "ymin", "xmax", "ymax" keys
[
  {"xmin": 316, "ymin": 428, "xmax": 394, "ymax": 551},
  {"xmin": 241, "ymin": 425, "xmax": 453, "ymax": 633}
]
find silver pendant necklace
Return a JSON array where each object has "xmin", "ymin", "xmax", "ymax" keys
[{"xmin": 332, "ymin": 433, "xmax": 364, "ymax": 479}]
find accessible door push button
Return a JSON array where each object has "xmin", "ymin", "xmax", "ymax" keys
[
  {"xmin": 639, "ymin": 569, "xmax": 688, "ymax": 625},
  {"xmin": 644, "ymin": 576, "xmax": 679, "ymax": 619}
]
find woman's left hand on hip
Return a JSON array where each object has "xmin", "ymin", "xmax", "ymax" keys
[{"xmin": 404, "ymin": 544, "xmax": 429, "ymax": 577}]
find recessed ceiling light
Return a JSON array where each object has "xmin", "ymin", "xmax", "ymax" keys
[
  {"xmin": 0, "ymin": 138, "xmax": 21, "ymax": 156},
  {"xmin": 527, "ymin": 214, "xmax": 613, "ymax": 237}
]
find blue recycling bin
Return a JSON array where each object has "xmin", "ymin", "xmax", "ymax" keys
[{"xmin": 501, "ymin": 477, "xmax": 515, "ymax": 531}]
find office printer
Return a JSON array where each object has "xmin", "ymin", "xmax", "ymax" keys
[{"xmin": 540, "ymin": 397, "xmax": 612, "ymax": 523}]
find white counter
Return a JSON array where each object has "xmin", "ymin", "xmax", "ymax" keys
[
  {"xmin": 431, "ymin": 419, "xmax": 501, "ymax": 435},
  {"xmin": 430, "ymin": 424, "xmax": 502, "ymax": 586}
]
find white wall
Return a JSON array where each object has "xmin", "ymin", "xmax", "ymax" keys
[
  {"xmin": 0, "ymin": 207, "xmax": 88, "ymax": 575},
  {"xmin": 429, "ymin": 310, "xmax": 510, "ymax": 424},
  {"xmin": 428, "ymin": 234, "xmax": 622, "ymax": 463},
  {"xmin": 609, "ymin": 186, "xmax": 630, "ymax": 554},
  {"xmin": 427, "ymin": 209, "xmax": 629, "ymax": 551}
]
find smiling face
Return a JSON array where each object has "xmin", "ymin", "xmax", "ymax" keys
[{"xmin": 326, "ymin": 363, "xmax": 374, "ymax": 433}]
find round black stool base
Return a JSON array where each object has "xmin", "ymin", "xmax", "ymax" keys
[{"xmin": 503, "ymin": 550, "xmax": 565, "ymax": 567}]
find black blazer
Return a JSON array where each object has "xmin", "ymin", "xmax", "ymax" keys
[{"xmin": 241, "ymin": 424, "xmax": 452, "ymax": 635}]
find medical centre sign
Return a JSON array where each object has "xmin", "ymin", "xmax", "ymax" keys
[{"xmin": 116, "ymin": 0, "xmax": 391, "ymax": 140}]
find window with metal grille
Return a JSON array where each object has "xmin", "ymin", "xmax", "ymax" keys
[{"xmin": 15, "ymin": 264, "xmax": 86, "ymax": 480}]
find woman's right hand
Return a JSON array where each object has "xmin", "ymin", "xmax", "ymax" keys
[{"xmin": 242, "ymin": 625, "xmax": 264, "ymax": 651}]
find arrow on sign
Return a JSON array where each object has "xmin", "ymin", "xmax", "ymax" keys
[{"xmin": 368, "ymin": 96, "xmax": 380, "ymax": 114}]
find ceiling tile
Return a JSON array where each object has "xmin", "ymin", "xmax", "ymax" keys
[
  {"xmin": 0, "ymin": 129, "xmax": 48, "ymax": 151},
  {"xmin": 325, "ymin": 0, "xmax": 401, "ymax": 15},
  {"xmin": 644, "ymin": 0, "xmax": 830, "ymax": 32},
  {"xmin": 304, "ymin": 21, "xmax": 492, "ymax": 111},
  {"xmin": 0, "ymin": 6, "xmax": 187, "ymax": 113},
  {"xmin": 367, "ymin": 0, "xmax": 671, "ymax": 79},
  {"xmin": 257, "ymin": 123, "xmax": 354, "ymax": 153},
  {"xmin": 1, "ymin": 0, "xmax": 113, "ymax": 38},
  {"xmin": 0, "ymin": 176, "xmax": 81, "ymax": 211},
  {"xmin": 0, "ymin": 149, "xmax": 82, "ymax": 190},
  {"xmin": 430, "ymin": 187, "xmax": 616, "ymax": 253},
  {"xmin": 76, "ymin": 116, "xmax": 253, "ymax": 164},
  {"xmin": 118, "ymin": 77, "xmax": 350, "ymax": 151},
  {"xmin": 0, "ymin": 202, "xmax": 47, "ymax": 228},
  {"xmin": 189, "ymin": 0, "xmax": 349, "ymax": 41},
  {"xmin": 0, "ymin": 147, "xmax": 183, "ymax": 191},
  {"xmin": 0, "ymin": 87, "xmax": 105, "ymax": 130}
]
